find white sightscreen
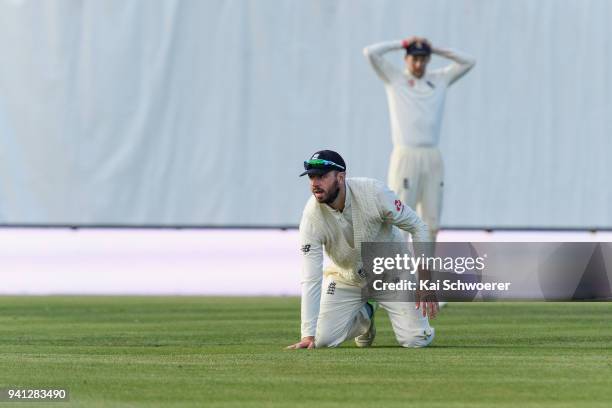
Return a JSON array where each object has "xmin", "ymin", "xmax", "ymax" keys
[{"xmin": 0, "ymin": 0, "xmax": 610, "ymax": 228}]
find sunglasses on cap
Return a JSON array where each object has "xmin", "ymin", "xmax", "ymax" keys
[{"xmin": 303, "ymin": 158, "xmax": 345, "ymax": 171}]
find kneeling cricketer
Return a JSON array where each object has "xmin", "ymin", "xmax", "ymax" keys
[{"xmin": 287, "ymin": 150, "xmax": 438, "ymax": 349}]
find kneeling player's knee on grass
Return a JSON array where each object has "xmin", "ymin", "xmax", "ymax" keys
[
  {"xmin": 314, "ymin": 334, "xmax": 341, "ymax": 348},
  {"xmin": 315, "ymin": 323, "xmax": 346, "ymax": 348}
]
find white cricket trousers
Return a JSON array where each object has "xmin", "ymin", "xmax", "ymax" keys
[
  {"xmin": 315, "ymin": 277, "xmax": 435, "ymax": 348},
  {"xmin": 388, "ymin": 145, "xmax": 443, "ymax": 242}
]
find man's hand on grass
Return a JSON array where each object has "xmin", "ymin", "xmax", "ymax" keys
[
  {"xmin": 286, "ymin": 336, "xmax": 315, "ymax": 349},
  {"xmin": 415, "ymin": 289, "xmax": 439, "ymax": 319}
]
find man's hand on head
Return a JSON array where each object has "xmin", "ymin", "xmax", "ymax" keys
[
  {"xmin": 420, "ymin": 37, "xmax": 432, "ymax": 49},
  {"xmin": 286, "ymin": 336, "xmax": 315, "ymax": 350},
  {"xmin": 403, "ymin": 36, "xmax": 419, "ymax": 48},
  {"xmin": 403, "ymin": 37, "xmax": 431, "ymax": 47}
]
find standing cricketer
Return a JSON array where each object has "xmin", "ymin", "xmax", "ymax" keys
[
  {"xmin": 287, "ymin": 150, "xmax": 438, "ymax": 349},
  {"xmin": 363, "ymin": 37, "xmax": 475, "ymax": 242}
]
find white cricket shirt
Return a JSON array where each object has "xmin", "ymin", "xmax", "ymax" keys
[
  {"xmin": 363, "ymin": 40, "xmax": 475, "ymax": 147},
  {"xmin": 299, "ymin": 179, "xmax": 429, "ymax": 338}
]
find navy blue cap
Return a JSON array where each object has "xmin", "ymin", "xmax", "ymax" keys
[
  {"xmin": 405, "ymin": 41, "xmax": 431, "ymax": 56},
  {"xmin": 300, "ymin": 150, "xmax": 346, "ymax": 177}
]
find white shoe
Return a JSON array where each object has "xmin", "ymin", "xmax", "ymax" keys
[{"xmin": 355, "ymin": 302, "xmax": 378, "ymax": 348}]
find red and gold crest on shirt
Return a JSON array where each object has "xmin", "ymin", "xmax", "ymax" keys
[{"xmin": 394, "ymin": 199, "xmax": 403, "ymax": 212}]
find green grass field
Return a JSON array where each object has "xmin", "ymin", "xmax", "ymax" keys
[{"xmin": 1, "ymin": 297, "xmax": 611, "ymax": 407}]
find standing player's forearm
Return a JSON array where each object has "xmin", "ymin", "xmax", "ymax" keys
[
  {"xmin": 432, "ymin": 47, "xmax": 475, "ymax": 66},
  {"xmin": 363, "ymin": 40, "xmax": 405, "ymax": 82},
  {"xmin": 363, "ymin": 40, "xmax": 404, "ymax": 57},
  {"xmin": 432, "ymin": 47, "xmax": 476, "ymax": 84}
]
